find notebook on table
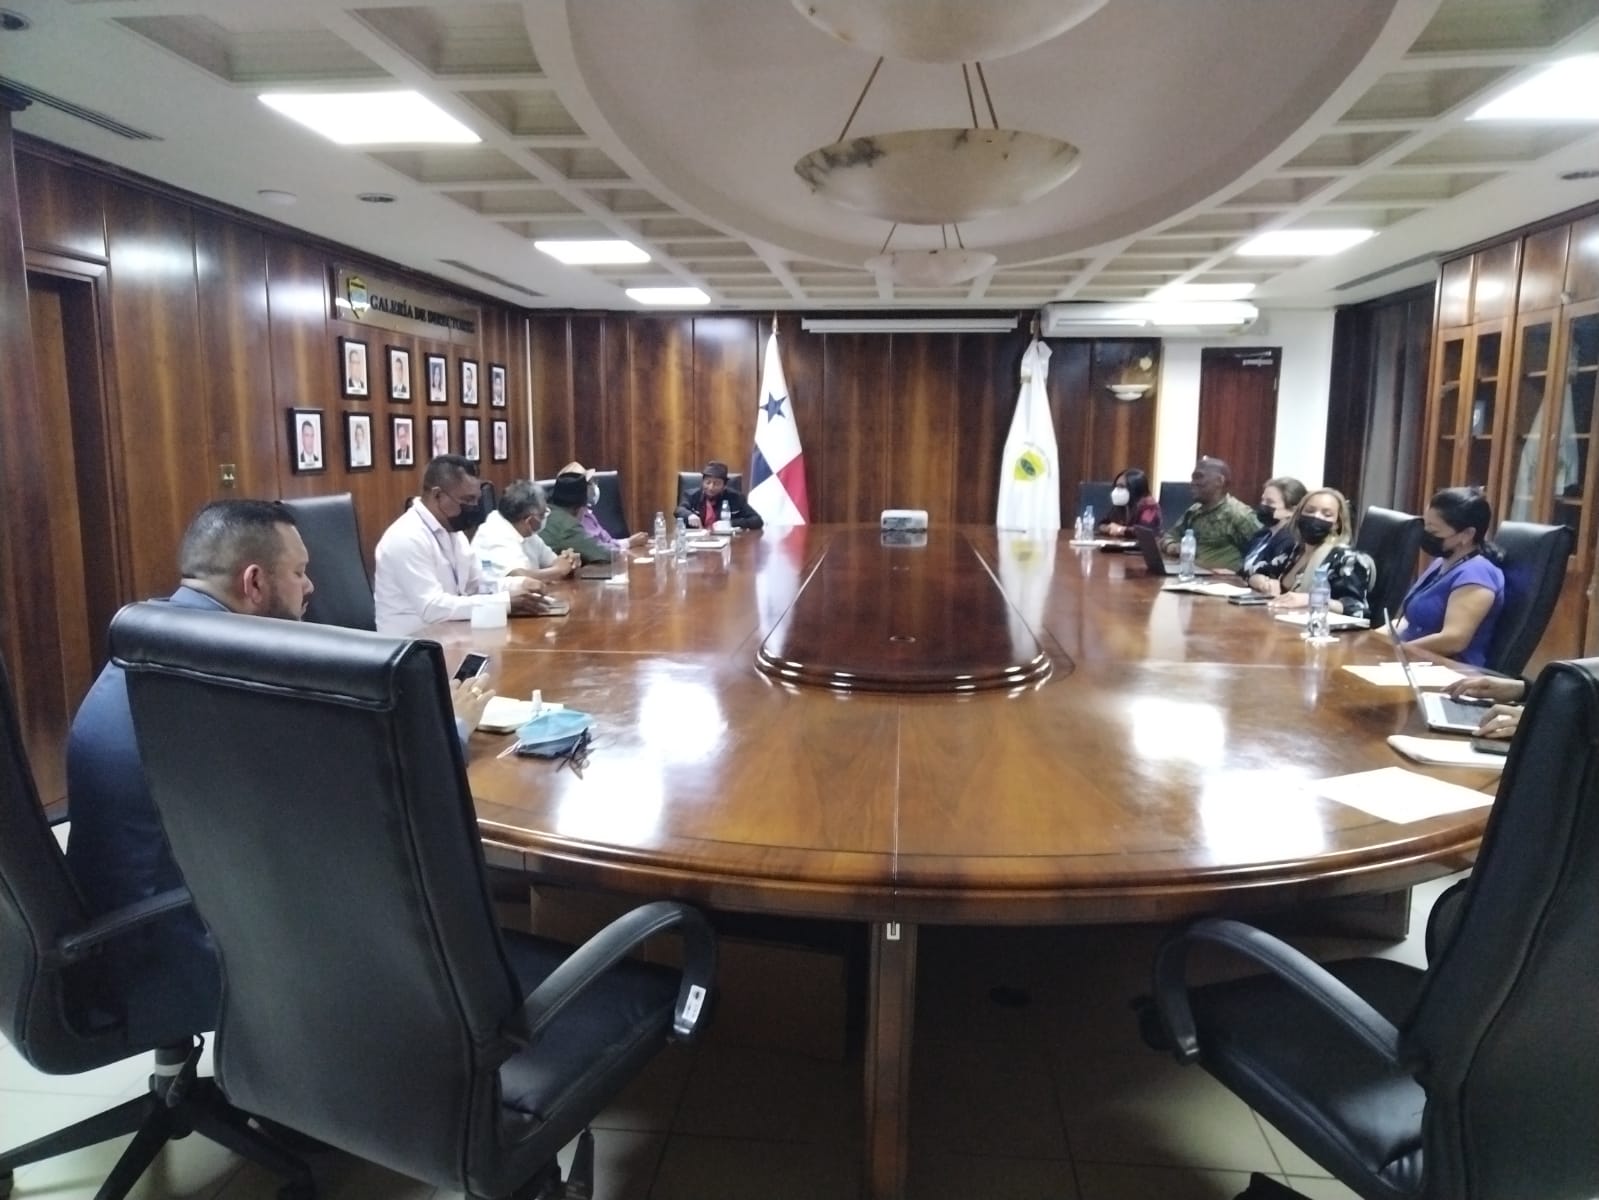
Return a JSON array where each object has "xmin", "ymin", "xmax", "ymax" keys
[
  {"xmin": 1392, "ymin": 622, "xmax": 1490, "ymax": 734},
  {"xmin": 1131, "ymin": 526, "xmax": 1222, "ymax": 577}
]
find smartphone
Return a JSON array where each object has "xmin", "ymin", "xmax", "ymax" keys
[
  {"xmin": 1227, "ymin": 594, "xmax": 1268, "ymax": 606},
  {"xmin": 1469, "ymin": 737, "xmax": 1511, "ymax": 756},
  {"xmin": 453, "ymin": 652, "xmax": 490, "ymax": 683}
]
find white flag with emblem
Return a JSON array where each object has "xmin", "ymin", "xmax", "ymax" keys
[{"xmin": 995, "ymin": 338, "xmax": 1060, "ymax": 532}]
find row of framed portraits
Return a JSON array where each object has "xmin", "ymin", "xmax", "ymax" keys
[
  {"xmin": 288, "ymin": 409, "xmax": 511, "ymax": 474},
  {"xmin": 339, "ymin": 337, "xmax": 507, "ymax": 407}
]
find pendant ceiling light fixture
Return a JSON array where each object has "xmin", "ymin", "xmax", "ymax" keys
[
  {"xmin": 866, "ymin": 222, "xmax": 996, "ymax": 287},
  {"xmin": 791, "ymin": 0, "xmax": 1109, "ymax": 64},
  {"xmin": 794, "ymin": 59, "xmax": 1081, "ymax": 224}
]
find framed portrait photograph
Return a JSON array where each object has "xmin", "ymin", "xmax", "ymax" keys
[
  {"xmin": 345, "ymin": 412, "xmax": 374, "ymax": 472},
  {"xmin": 339, "ymin": 337, "xmax": 369, "ymax": 399},
  {"xmin": 462, "ymin": 417, "xmax": 481, "ymax": 463},
  {"xmin": 460, "ymin": 358, "xmax": 480, "ymax": 407},
  {"xmin": 288, "ymin": 408, "xmax": 325, "ymax": 475},
  {"xmin": 425, "ymin": 353, "xmax": 448, "ymax": 405},
  {"xmin": 387, "ymin": 346, "xmax": 412, "ymax": 402},
  {"xmin": 490, "ymin": 418, "xmax": 510, "ymax": 463},
  {"xmin": 391, "ymin": 415, "xmax": 416, "ymax": 468},
  {"xmin": 428, "ymin": 416, "xmax": 451, "ymax": 458},
  {"xmin": 489, "ymin": 363, "xmax": 507, "ymax": 408}
]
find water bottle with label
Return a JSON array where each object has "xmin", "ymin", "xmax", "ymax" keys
[
  {"xmin": 478, "ymin": 556, "xmax": 501, "ymax": 594},
  {"xmin": 1305, "ymin": 562, "xmax": 1333, "ymax": 642},
  {"xmin": 719, "ymin": 499, "xmax": 731, "ymax": 529},
  {"xmin": 1178, "ymin": 529, "xmax": 1197, "ymax": 581},
  {"xmin": 674, "ymin": 516, "xmax": 688, "ymax": 563},
  {"xmin": 652, "ymin": 510, "xmax": 667, "ymax": 553}
]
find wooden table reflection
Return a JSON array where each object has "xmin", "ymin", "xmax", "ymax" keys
[{"xmin": 440, "ymin": 526, "xmax": 1489, "ymax": 1200}]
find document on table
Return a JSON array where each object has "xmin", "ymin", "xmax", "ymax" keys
[
  {"xmin": 1387, "ymin": 735, "xmax": 1505, "ymax": 771},
  {"xmin": 1310, "ymin": 765, "xmax": 1495, "ymax": 824},
  {"xmin": 688, "ymin": 536, "xmax": 730, "ymax": 550},
  {"xmin": 1343, "ymin": 661, "xmax": 1465, "ymax": 687},
  {"xmin": 1273, "ymin": 611, "xmax": 1370, "ymax": 631},
  {"xmin": 478, "ymin": 697, "xmax": 563, "ymax": 734},
  {"xmin": 1159, "ymin": 580, "xmax": 1252, "ymax": 597}
]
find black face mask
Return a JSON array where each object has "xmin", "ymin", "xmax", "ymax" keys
[
  {"xmin": 1419, "ymin": 531, "xmax": 1449, "ymax": 558},
  {"xmin": 1296, "ymin": 515, "xmax": 1334, "ymax": 545},
  {"xmin": 1253, "ymin": 502, "xmax": 1278, "ymax": 526}
]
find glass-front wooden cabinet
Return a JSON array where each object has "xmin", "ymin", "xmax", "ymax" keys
[{"xmin": 1423, "ymin": 320, "xmax": 1508, "ymax": 501}]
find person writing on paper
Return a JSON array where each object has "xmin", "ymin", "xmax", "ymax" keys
[
  {"xmin": 1392, "ymin": 486, "xmax": 1505, "ymax": 669},
  {"xmin": 1159, "ymin": 456, "xmax": 1261, "ymax": 572},
  {"xmin": 374, "ymin": 454, "xmax": 543, "ymax": 635},
  {"xmin": 562, "ymin": 461, "xmax": 650, "ymax": 549},
  {"xmin": 1239, "ymin": 476, "xmax": 1306, "ymax": 578},
  {"xmin": 1247, "ymin": 487, "xmax": 1376, "ymax": 620},
  {"xmin": 1445, "ymin": 674, "xmax": 1527, "ymax": 740},
  {"xmin": 677, "ymin": 460, "xmax": 763, "ymax": 531},
  {"xmin": 473, "ymin": 480, "xmax": 580, "ymax": 582},
  {"xmin": 538, "ymin": 471, "xmax": 619, "ymax": 564},
  {"xmin": 1096, "ymin": 467, "xmax": 1161, "ymax": 537}
]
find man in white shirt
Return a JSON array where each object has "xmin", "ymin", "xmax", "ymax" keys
[
  {"xmin": 373, "ymin": 454, "xmax": 542, "ymax": 635},
  {"xmin": 473, "ymin": 480, "xmax": 580, "ymax": 583}
]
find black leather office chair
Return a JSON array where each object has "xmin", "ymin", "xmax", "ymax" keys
[
  {"xmin": 1074, "ymin": 481, "xmax": 1114, "ymax": 524},
  {"xmin": 477, "ymin": 478, "xmax": 498, "ymax": 520},
  {"xmin": 1144, "ymin": 657, "xmax": 1599, "ymax": 1200},
  {"xmin": 676, "ymin": 470, "xmax": 747, "ymax": 513},
  {"xmin": 1354, "ymin": 506, "xmax": 1424, "ymax": 626},
  {"xmin": 278, "ymin": 494, "xmax": 376, "ymax": 631},
  {"xmin": 1158, "ymin": 481, "xmax": 1194, "ymax": 531},
  {"xmin": 110, "ymin": 603, "xmax": 716, "ymax": 1199},
  {"xmin": 1484, "ymin": 520, "xmax": 1574, "ymax": 677},
  {"xmin": 0, "ymin": 653, "xmax": 310, "ymax": 1200},
  {"xmin": 536, "ymin": 470, "xmax": 630, "ymax": 539}
]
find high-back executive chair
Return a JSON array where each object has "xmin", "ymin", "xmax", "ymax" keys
[
  {"xmin": 676, "ymin": 469, "xmax": 746, "ymax": 511},
  {"xmin": 279, "ymin": 493, "xmax": 375, "ymax": 631},
  {"xmin": 1145, "ymin": 657, "xmax": 1599, "ymax": 1200},
  {"xmin": 0, "ymin": 654, "xmax": 310, "ymax": 1199},
  {"xmin": 1158, "ymin": 480, "xmax": 1195, "ymax": 532},
  {"xmin": 1073, "ymin": 481, "xmax": 1115, "ymax": 525},
  {"xmin": 1353, "ymin": 506, "xmax": 1424, "ymax": 626},
  {"xmin": 536, "ymin": 469, "xmax": 630, "ymax": 540},
  {"xmin": 1483, "ymin": 520, "xmax": 1573, "ymax": 677},
  {"xmin": 110, "ymin": 603, "xmax": 716, "ymax": 1198}
]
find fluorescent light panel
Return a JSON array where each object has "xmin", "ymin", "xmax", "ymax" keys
[
  {"xmin": 259, "ymin": 91, "xmax": 479, "ymax": 145},
  {"xmin": 535, "ymin": 240, "xmax": 650, "ymax": 265},
  {"xmin": 801, "ymin": 317, "xmax": 1018, "ymax": 333},
  {"xmin": 1236, "ymin": 229, "xmax": 1373, "ymax": 257},
  {"xmin": 1470, "ymin": 55, "xmax": 1599, "ymax": 121},
  {"xmin": 1148, "ymin": 282, "xmax": 1256, "ymax": 301},
  {"xmin": 626, "ymin": 287, "xmax": 709, "ymax": 306}
]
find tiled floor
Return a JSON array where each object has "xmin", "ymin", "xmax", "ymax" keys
[{"xmin": 3, "ymin": 877, "xmax": 1458, "ymax": 1200}]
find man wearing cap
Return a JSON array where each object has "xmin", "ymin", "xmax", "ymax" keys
[
  {"xmin": 676, "ymin": 461, "xmax": 764, "ymax": 531},
  {"xmin": 562, "ymin": 460, "xmax": 649, "ymax": 549},
  {"xmin": 539, "ymin": 471, "xmax": 619, "ymax": 564}
]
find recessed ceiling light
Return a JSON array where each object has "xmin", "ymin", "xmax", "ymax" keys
[
  {"xmin": 1147, "ymin": 282, "xmax": 1256, "ymax": 301},
  {"xmin": 258, "ymin": 91, "xmax": 479, "ymax": 145},
  {"xmin": 256, "ymin": 189, "xmax": 298, "ymax": 206},
  {"xmin": 626, "ymin": 287, "xmax": 710, "ymax": 306},
  {"xmin": 534, "ymin": 240, "xmax": 651, "ymax": 266},
  {"xmin": 1469, "ymin": 55, "xmax": 1599, "ymax": 122},
  {"xmin": 1236, "ymin": 229, "xmax": 1374, "ymax": 257}
]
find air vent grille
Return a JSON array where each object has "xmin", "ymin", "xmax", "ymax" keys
[
  {"xmin": 0, "ymin": 76, "xmax": 162, "ymax": 141},
  {"xmin": 439, "ymin": 259, "xmax": 544, "ymax": 300}
]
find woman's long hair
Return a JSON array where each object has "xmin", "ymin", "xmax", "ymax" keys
[
  {"xmin": 1111, "ymin": 467, "xmax": 1151, "ymax": 521},
  {"xmin": 1430, "ymin": 485, "xmax": 1503, "ymax": 566},
  {"xmin": 1287, "ymin": 487, "xmax": 1355, "ymax": 587}
]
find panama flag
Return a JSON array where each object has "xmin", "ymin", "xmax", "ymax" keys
[
  {"xmin": 995, "ymin": 338, "xmax": 1061, "ymax": 532},
  {"xmin": 748, "ymin": 329, "xmax": 810, "ymax": 526}
]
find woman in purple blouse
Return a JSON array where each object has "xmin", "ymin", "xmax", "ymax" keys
[{"xmin": 1394, "ymin": 486, "xmax": 1505, "ymax": 668}]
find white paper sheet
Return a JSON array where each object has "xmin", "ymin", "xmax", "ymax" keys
[
  {"xmin": 1387, "ymin": 735, "xmax": 1506, "ymax": 771},
  {"xmin": 688, "ymin": 536, "xmax": 730, "ymax": 550},
  {"xmin": 478, "ymin": 697, "xmax": 564, "ymax": 734},
  {"xmin": 1272, "ymin": 611, "xmax": 1370, "ymax": 631},
  {"xmin": 1311, "ymin": 765, "xmax": 1495, "ymax": 824},
  {"xmin": 1160, "ymin": 580, "xmax": 1253, "ymax": 597},
  {"xmin": 1342, "ymin": 661, "xmax": 1465, "ymax": 688}
]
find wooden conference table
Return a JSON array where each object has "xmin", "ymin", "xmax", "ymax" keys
[{"xmin": 438, "ymin": 526, "xmax": 1490, "ymax": 1200}]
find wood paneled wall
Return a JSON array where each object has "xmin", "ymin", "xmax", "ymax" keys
[{"xmin": 529, "ymin": 315, "xmax": 1162, "ymax": 531}]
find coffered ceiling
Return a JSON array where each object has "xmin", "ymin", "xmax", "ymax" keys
[{"xmin": 8, "ymin": 0, "xmax": 1599, "ymax": 311}]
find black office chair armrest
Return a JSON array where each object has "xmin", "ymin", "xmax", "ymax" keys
[
  {"xmin": 1424, "ymin": 879, "xmax": 1471, "ymax": 965},
  {"xmin": 48, "ymin": 886, "xmax": 194, "ymax": 966},
  {"xmin": 512, "ymin": 900, "xmax": 716, "ymax": 1045},
  {"xmin": 1153, "ymin": 917, "xmax": 1401, "ymax": 1066}
]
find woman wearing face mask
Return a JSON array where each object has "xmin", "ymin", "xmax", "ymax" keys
[
  {"xmin": 1392, "ymin": 486, "xmax": 1504, "ymax": 668},
  {"xmin": 1097, "ymin": 467, "xmax": 1161, "ymax": 537},
  {"xmin": 1247, "ymin": 487, "xmax": 1375, "ymax": 620},
  {"xmin": 1239, "ymin": 476, "xmax": 1306, "ymax": 578}
]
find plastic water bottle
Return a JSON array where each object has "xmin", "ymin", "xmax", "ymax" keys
[
  {"xmin": 1083, "ymin": 505, "xmax": 1095, "ymax": 536},
  {"xmin": 1306, "ymin": 563, "xmax": 1332, "ymax": 641},
  {"xmin": 478, "ymin": 556, "xmax": 501, "ymax": 594},
  {"xmin": 652, "ymin": 510, "xmax": 667, "ymax": 553},
  {"xmin": 1073, "ymin": 512, "xmax": 1087, "ymax": 542},
  {"xmin": 673, "ymin": 516, "xmax": 688, "ymax": 563},
  {"xmin": 1178, "ymin": 529, "xmax": 1197, "ymax": 581},
  {"xmin": 719, "ymin": 499, "xmax": 731, "ymax": 528}
]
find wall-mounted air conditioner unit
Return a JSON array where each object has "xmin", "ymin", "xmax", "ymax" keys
[{"xmin": 1039, "ymin": 301, "xmax": 1259, "ymax": 338}]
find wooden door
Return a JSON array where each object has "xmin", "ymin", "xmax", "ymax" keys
[{"xmin": 1196, "ymin": 347, "xmax": 1279, "ymax": 500}]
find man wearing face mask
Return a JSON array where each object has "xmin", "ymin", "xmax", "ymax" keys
[
  {"xmin": 1159, "ymin": 456, "xmax": 1262, "ymax": 571},
  {"xmin": 472, "ymin": 479, "xmax": 580, "ymax": 582},
  {"xmin": 561, "ymin": 460, "xmax": 650, "ymax": 550},
  {"xmin": 374, "ymin": 454, "xmax": 544, "ymax": 635}
]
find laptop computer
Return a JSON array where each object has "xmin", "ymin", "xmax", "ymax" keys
[
  {"xmin": 1131, "ymin": 526, "xmax": 1221, "ymax": 577},
  {"xmin": 1391, "ymin": 622, "xmax": 1490, "ymax": 734}
]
